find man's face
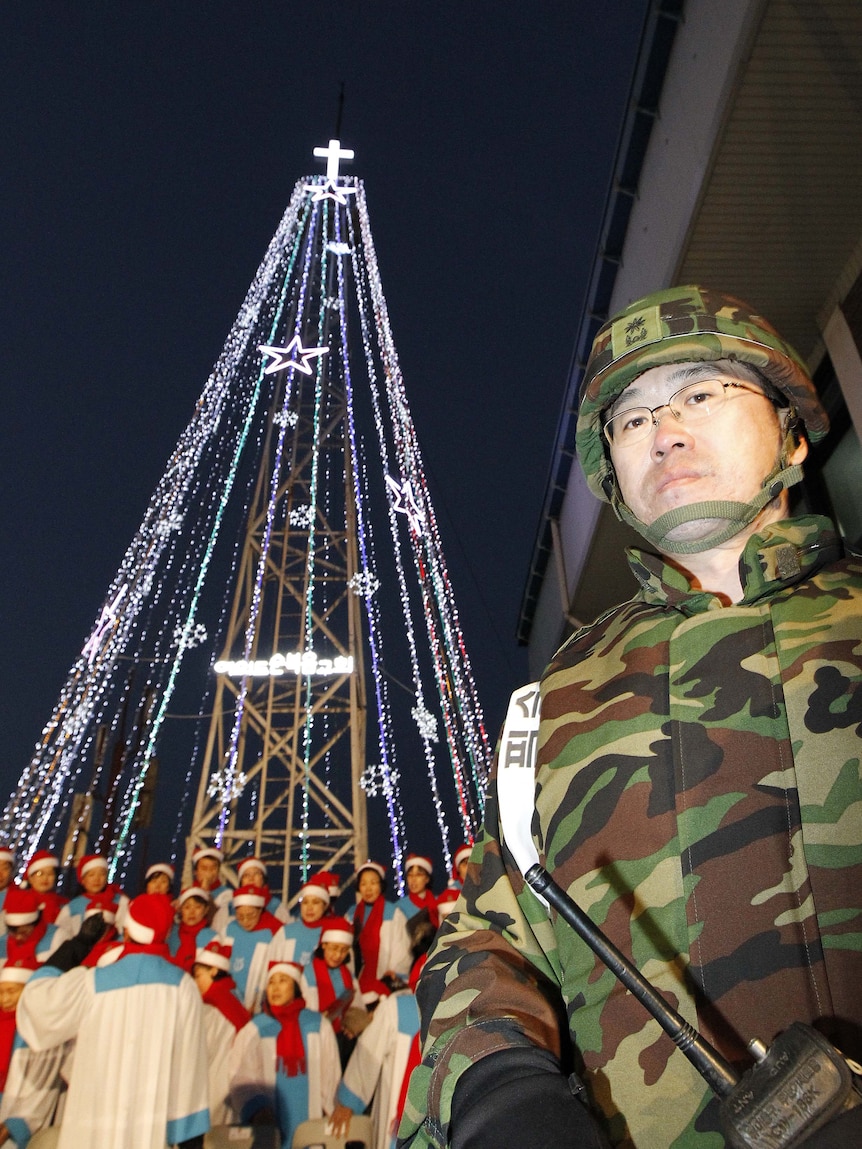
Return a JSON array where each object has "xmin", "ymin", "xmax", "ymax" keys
[
  {"xmin": 0, "ymin": 983, "xmax": 24, "ymax": 1013},
  {"xmin": 28, "ymin": 866, "xmax": 56, "ymax": 894},
  {"xmin": 192, "ymin": 963, "xmax": 218, "ymax": 996},
  {"xmin": 457, "ymin": 859, "xmax": 469, "ymax": 883},
  {"xmin": 300, "ymin": 894, "xmax": 328, "ymax": 924},
  {"xmin": 0, "ymin": 862, "xmax": 14, "ymax": 892},
  {"xmin": 321, "ymin": 940, "xmax": 351, "ymax": 969},
  {"xmin": 81, "ymin": 866, "xmax": 108, "ymax": 895},
  {"xmin": 266, "ymin": 971, "xmax": 296, "ymax": 1008},
  {"xmin": 357, "ymin": 871, "xmax": 382, "ymax": 904},
  {"xmin": 234, "ymin": 904, "xmax": 263, "ymax": 931},
  {"xmin": 406, "ymin": 866, "xmax": 430, "ymax": 894},
  {"xmin": 607, "ymin": 362, "xmax": 807, "ymax": 550},
  {"xmin": 180, "ymin": 896, "xmax": 209, "ymax": 927},
  {"xmin": 194, "ymin": 857, "xmax": 220, "ymax": 890}
]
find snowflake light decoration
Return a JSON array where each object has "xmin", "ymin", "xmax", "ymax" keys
[
  {"xmin": 348, "ymin": 570, "xmax": 380, "ymax": 598},
  {"xmin": 324, "ymin": 297, "xmax": 341, "ymax": 311},
  {"xmin": 411, "ymin": 704, "xmax": 439, "ymax": 744},
  {"xmin": 289, "ymin": 504, "xmax": 315, "ymax": 529},
  {"xmin": 360, "ymin": 762, "xmax": 400, "ymax": 798},
  {"xmin": 172, "ymin": 622, "xmax": 208, "ymax": 651},
  {"xmin": 273, "ymin": 409, "xmax": 299, "ymax": 429},
  {"xmin": 207, "ymin": 767, "xmax": 248, "ymax": 804}
]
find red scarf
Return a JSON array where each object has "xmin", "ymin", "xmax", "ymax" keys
[
  {"xmin": 269, "ymin": 998, "xmax": 307, "ymax": 1077},
  {"xmin": 115, "ymin": 938, "xmax": 171, "ymax": 960},
  {"xmin": 257, "ymin": 910, "xmax": 282, "ymax": 935},
  {"xmin": 354, "ymin": 896, "xmax": 388, "ymax": 998},
  {"xmin": 5, "ymin": 921, "xmax": 47, "ymax": 967},
  {"xmin": 407, "ymin": 890, "xmax": 439, "ymax": 928},
  {"xmin": 83, "ymin": 926, "xmax": 120, "ymax": 968},
  {"xmin": 204, "ymin": 977, "xmax": 251, "ymax": 1033},
  {"xmin": 0, "ymin": 1010, "xmax": 17, "ymax": 1093},
  {"xmin": 173, "ymin": 919, "xmax": 208, "ymax": 971},
  {"xmin": 312, "ymin": 957, "xmax": 353, "ymax": 1030}
]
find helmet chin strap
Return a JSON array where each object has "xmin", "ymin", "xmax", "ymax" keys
[{"xmin": 609, "ymin": 461, "xmax": 805, "ymax": 555}]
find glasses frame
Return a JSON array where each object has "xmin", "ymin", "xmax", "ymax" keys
[{"xmin": 602, "ymin": 378, "xmax": 773, "ymax": 447}]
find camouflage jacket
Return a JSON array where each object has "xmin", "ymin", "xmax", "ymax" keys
[{"xmin": 398, "ymin": 516, "xmax": 862, "ymax": 1148}]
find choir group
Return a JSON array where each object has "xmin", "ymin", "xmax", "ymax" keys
[{"xmin": 0, "ymin": 842, "xmax": 472, "ymax": 1148}]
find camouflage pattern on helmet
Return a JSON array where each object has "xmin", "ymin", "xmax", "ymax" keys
[{"xmin": 576, "ymin": 285, "xmax": 830, "ymax": 502}]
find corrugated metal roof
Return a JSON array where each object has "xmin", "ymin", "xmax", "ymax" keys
[{"xmin": 679, "ymin": 0, "xmax": 862, "ymax": 363}]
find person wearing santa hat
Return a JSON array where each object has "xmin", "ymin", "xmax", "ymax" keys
[
  {"xmin": 300, "ymin": 916, "xmax": 368, "ymax": 1066},
  {"xmin": 225, "ymin": 886, "xmax": 282, "ymax": 1013},
  {"xmin": 0, "ymin": 963, "xmax": 73, "ymax": 1148},
  {"xmin": 0, "ymin": 850, "xmax": 16, "ymax": 941},
  {"xmin": 142, "ymin": 862, "xmax": 175, "ymax": 897},
  {"xmin": 0, "ymin": 888, "xmax": 62, "ymax": 968},
  {"xmin": 348, "ymin": 862, "xmax": 411, "ymax": 1007},
  {"xmin": 229, "ymin": 959, "xmax": 340, "ymax": 1148},
  {"xmin": 331, "ymin": 912, "xmax": 438, "ymax": 1149},
  {"xmin": 451, "ymin": 843, "xmax": 472, "ymax": 887},
  {"xmin": 23, "ymin": 851, "xmax": 68, "ymax": 926},
  {"xmin": 191, "ymin": 940, "xmax": 251, "ymax": 1126},
  {"xmin": 232, "ymin": 857, "xmax": 289, "ymax": 924},
  {"xmin": 191, "ymin": 846, "xmax": 234, "ymax": 934},
  {"xmin": 16, "ymin": 892, "xmax": 210, "ymax": 1148},
  {"xmin": 268, "ymin": 870, "xmax": 338, "ymax": 968},
  {"xmin": 435, "ymin": 885, "xmax": 461, "ymax": 921},
  {"xmin": 396, "ymin": 854, "xmax": 439, "ymax": 928},
  {"xmin": 167, "ymin": 887, "xmax": 217, "ymax": 973},
  {"xmin": 53, "ymin": 855, "xmax": 128, "ymax": 944}
]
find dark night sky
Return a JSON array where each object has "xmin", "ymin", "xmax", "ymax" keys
[{"xmin": 0, "ymin": 3, "xmax": 648, "ymax": 863}]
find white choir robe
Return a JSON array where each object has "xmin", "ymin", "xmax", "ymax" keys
[
  {"xmin": 266, "ymin": 918, "xmax": 323, "ymax": 969},
  {"xmin": 348, "ymin": 901, "xmax": 412, "ymax": 985},
  {"xmin": 16, "ymin": 956, "xmax": 210, "ymax": 1149},
  {"xmin": 225, "ymin": 921, "xmax": 277, "ymax": 1014},
  {"xmin": 0, "ymin": 1033, "xmax": 73, "ymax": 1147},
  {"xmin": 53, "ymin": 892, "xmax": 130, "ymax": 944},
  {"xmin": 201, "ymin": 1005, "xmax": 242, "ymax": 1126},
  {"xmin": 229, "ymin": 1010, "xmax": 339, "ymax": 1148},
  {"xmin": 337, "ymin": 991, "xmax": 420, "ymax": 1149}
]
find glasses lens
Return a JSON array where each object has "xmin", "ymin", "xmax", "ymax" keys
[
  {"xmin": 672, "ymin": 378, "xmax": 726, "ymax": 421},
  {"xmin": 604, "ymin": 407, "xmax": 651, "ymax": 445}
]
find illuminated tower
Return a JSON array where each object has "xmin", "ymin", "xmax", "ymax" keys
[{"xmin": 2, "ymin": 142, "xmax": 491, "ymax": 900}]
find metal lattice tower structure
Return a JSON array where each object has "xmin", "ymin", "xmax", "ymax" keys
[{"xmin": 2, "ymin": 141, "xmax": 492, "ymax": 901}]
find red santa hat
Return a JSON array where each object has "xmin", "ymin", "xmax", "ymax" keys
[
  {"xmin": 320, "ymin": 917, "xmax": 354, "ymax": 947},
  {"xmin": 145, "ymin": 862, "xmax": 175, "ymax": 883},
  {"xmin": 300, "ymin": 870, "xmax": 338, "ymax": 905},
  {"xmin": 0, "ymin": 963, "xmax": 34, "ymax": 985},
  {"xmin": 436, "ymin": 886, "xmax": 461, "ymax": 918},
  {"xmin": 76, "ymin": 854, "xmax": 108, "ymax": 883},
  {"xmin": 232, "ymin": 885, "xmax": 266, "ymax": 908},
  {"xmin": 177, "ymin": 885, "xmax": 212, "ymax": 907},
  {"xmin": 192, "ymin": 846, "xmax": 223, "ymax": 864},
  {"xmin": 237, "ymin": 857, "xmax": 267, "ymax": 881},
  {"xmin": 3, "ymin": 887, "xmax": 41, "ymax": 926},
  {"xmin": 355, "ymin": 860, "xmax": 386, "ymax": 883},
  {"xmin": 24, "ymin": 850, "xmax": 59, "ymax": 881},
  {"xmin": 124, "ymin": 894, "xmax": 174, "ymax": 945},
  {"xmin": 453, "ymin": 844, "xmax": 472, "ymax": 870},
  {"xmin": 0, "ymin": 849, "xmax": 16, "ymax": 867},
  {"xmin": 195, "ymin": 940, "xmax": 232, "ymax": 972},
  {"xmin": 405, "ymin": 853, "xmax": 433, "ymax": 876},
  {"xmin": 267, "ymin": 960, "xmax": 303, "ymax": 985}
]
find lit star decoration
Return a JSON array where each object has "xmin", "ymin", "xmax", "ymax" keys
[
  {"xmin": 305, "ymin": 179, "xmax": 357, "ymax": 206},
  {"xmin": 258, "ymin": 335, "xmax": 330, "ymax": 377},
  {"xmin": 385, "ymin": 475, "xmax": 425, "ymax": 536}
]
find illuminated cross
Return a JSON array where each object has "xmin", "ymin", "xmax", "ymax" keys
[{"xmin": 313, "ymin": 138, "xmax": 355, "ymax": 181}]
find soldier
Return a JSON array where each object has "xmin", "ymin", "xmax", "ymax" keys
[{"xmin": 398, "ymin": 287, "xmax": 862, "ymax": 1149}]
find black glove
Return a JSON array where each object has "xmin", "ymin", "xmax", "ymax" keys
[
  {"xmin": 450, "ymin": 1046, "xmax": 610, "ymax": 1149},
  {"xmin": 44, "ymin": 913, "xmax": 106, "ymax": 972},
  {"xmin": 177, "ymin": 1138, "xmax": 204, "ymax": 1149}
]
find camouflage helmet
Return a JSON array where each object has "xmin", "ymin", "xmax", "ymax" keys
[{"xmin": 576, "ymin": 285, "xmax": 829, "ymax": 502}]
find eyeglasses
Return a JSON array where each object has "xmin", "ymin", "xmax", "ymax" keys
[{"xmin": 603, "ymin": 378, "xmax": 773, "ymax": 447}]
